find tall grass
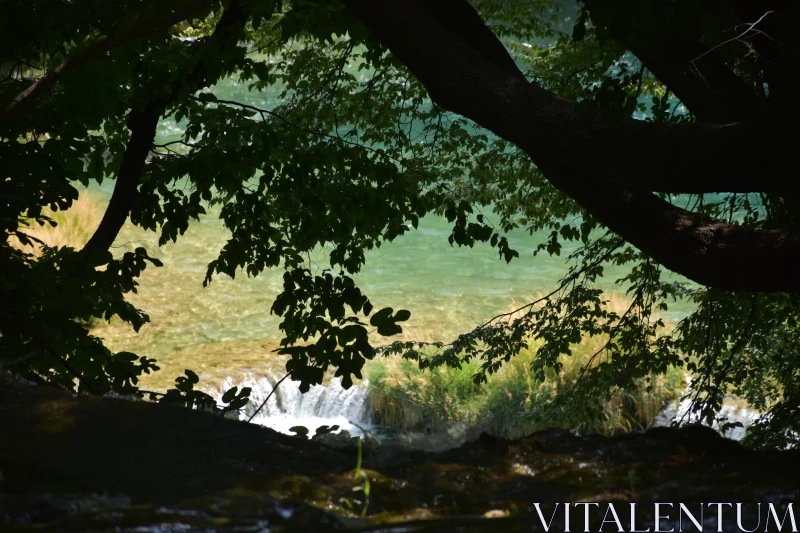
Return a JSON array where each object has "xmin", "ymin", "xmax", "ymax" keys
[
  {"xmin": 8, "ymin": 191, "xmax": 103, "ymax": 253},
  {"xmin": 365, "ymin": 293, "xmax": 685, "ymax": 437}
]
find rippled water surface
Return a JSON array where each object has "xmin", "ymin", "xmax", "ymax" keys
[{"xmin": 87, "ymin": 76, "xmax": 693, "ymax": 394}]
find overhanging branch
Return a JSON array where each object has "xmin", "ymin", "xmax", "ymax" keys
[
  {"xmin": 0, "ymin": 0, "xmax": 216, "ymax": 125},
  {"xmin": 538, "ymin": 161, "xmax": 800, "ymax": 293},
  {"xmin": 343, "ymin": 0, "xmax": 795, "ymax": 195},
  {"xmin": 585, "ymin": 0, "xmax": 761, "ymax": 123},
  {"xmin": 344, "ymin": 0, "xmax": 800, "ymax": 292},
  {"xmin": 80, "ymin": 0, "xmax": 250, "ymax": 256}
]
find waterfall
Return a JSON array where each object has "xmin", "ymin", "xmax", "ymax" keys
[
  {"xmin": 654, "ymin": 397, "xmax": 761, "ymax": 441},
  {"xmin": 218, "ymin": 374, "xmax": 373, "ymax": 438},
  {"xmin": 222, "ymin": 373, "xmax": 770, "ymax": 444}
]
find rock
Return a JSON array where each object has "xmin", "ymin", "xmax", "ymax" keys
[
  {"xmin": 312, "ymin": 428, "xmax": 355, "ymax": 448},
  {"xmin": 2, "ymin": 376, "xmax": 799, "ymax": 531}
]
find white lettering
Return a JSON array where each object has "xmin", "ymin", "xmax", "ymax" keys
[
  {"xmin": 678, "ymin": 503, "xmax": 703, "ymax": 532},
  {"xmin": 599, "ymin": 503, "xmax": 624, "ymax": 533},
  {"xmin": 565, "ymin": 502, "xmax": 571, "ymax": 533},
  {"xmin": 655, "ymin": 503, "xmax": 675, "ymax": 533},
  {"xmin": 575, "ymin": 502, "xmax": 600, "ymax": 532},
  {"xmin": 766, "ymin": 503, "xmax": 797, "ymax": 532},
  {"xmin": 736, "ymin": 503, "xmax": 761, "ymax": 533},
  {"xmin": 533, "ymin": 503, "xmax": 560, "ymax": 532},
  {"xmin": 708, "ymin": 503, "xmax": 733, "ymax": 533},
  {"xmin": 630, "ymin": 503, "xmax": 652, "ymax": 533}
]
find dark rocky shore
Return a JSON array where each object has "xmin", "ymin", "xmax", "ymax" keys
[{"xmin": 1, "ymin": 377, "xmax": 798, "ymax": 532}]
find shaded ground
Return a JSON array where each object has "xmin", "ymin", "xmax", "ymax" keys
[{"xmin": 1, "ymin": 377, "xmax": 798, "ymax": 532}]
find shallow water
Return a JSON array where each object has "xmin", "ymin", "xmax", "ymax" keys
[{"xmin": 84, "ymin": 74, "xmax": 693, "ymax": 417}]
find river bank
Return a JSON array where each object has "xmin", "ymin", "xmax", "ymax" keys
[{"xmin": 1, "ymin": 377, "xmax": 796, "ymax": 532}]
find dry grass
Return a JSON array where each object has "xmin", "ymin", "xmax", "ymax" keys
[{"xmin": 9, "ymin": 191, "xmax": 103, "ymax": 253}]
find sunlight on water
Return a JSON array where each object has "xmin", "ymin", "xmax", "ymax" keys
[
  {"xmin": 93, "ymin": 194, "xmax": 695, "ymax": 392},
  {"xmin": 87, "ymin": 74, "xmax": 693, "ymax": 396}
]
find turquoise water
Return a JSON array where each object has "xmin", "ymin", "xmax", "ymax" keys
[{"xmin": 87, "ymin": 74, "xmax": 692, "ymax": 390}]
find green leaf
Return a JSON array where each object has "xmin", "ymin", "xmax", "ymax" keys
[
  {"xmin": 289, "ymin": 426, "xmax": 310, "ymax": 438},
  {"xmin": 221, "ymin": 386, "xmax": 238, "ymax": 403}
]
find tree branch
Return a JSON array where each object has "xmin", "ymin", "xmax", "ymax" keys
[
  {"xmin": 585, "ymin": 0, "xmax": 761, "ymax": 123},
  {"xmin": 345, "ymin": 0, "xmax": 800, "ymax": 292},
  {"xmin": 82, "ymin": 105, "xmax": 161, "ymax": 254},
  {"xmin": 81, "ymin": 0, "xmax": 251, "ymax": 255},
  {"xmin": 721, "ymin": 0, "xmax": 799, "ymax": 101},
  {"xmin": 538, "ymin": 160, "xmax": 800, "ymax": 292},
  {"xmin": 0, "ymin": 0, "xmax": 216, "ymax": 125},
  {"xmin": 343, "ymin": 0, "xmax": 795, "ymax": 195}
]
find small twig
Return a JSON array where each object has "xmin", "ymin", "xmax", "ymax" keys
[
  {"xmin": 560, "ymin": 290, "xmax": 642, "ymax": 401},
  {"xmin": 194, "ymin": 96, "xmax": 437, "ymax": 184},
  {"xmin": 247, "ymin": 371, "xmax": 292, "ymax": 422},
  {"xmin": 692, "ymin": 11, "xmax": 779, "ymax": 67},
  {"xmin": 707, "ymin": 292, "xmax": 760, "ymax": 408},
  {"xmin": 348, "ymin": 419, "xmax": 372, "ymax": 439}
]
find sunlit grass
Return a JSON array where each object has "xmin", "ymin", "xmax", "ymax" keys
[
  {"xmin": 365, "ymin": 292, "xmax": 685, "ymax": 437},
  {"xmin": 9, "ymin": 191, "xmax": 103, "ymax": 253}
]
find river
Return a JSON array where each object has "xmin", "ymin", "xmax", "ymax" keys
[{"xmin": 81, "ymin": 66, "xmax": 706, "ymax": 441}]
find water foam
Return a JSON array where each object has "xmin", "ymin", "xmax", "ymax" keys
[{"xmin": 218, "ymin": 374, "xmax": 373, "ymax": 438}]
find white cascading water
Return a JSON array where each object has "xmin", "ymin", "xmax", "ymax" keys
[
  {"xmin": 220, "ymin": 373, "xmax": 767, "ymax": 444},
  {"xmin": 654, "ymin": 397, "xmax": 762, "ymax": 441},
  {"xmin": 653, "ymin": 376, "xmax": 762, "ymax": 441},
  {"xmin": 218, "ymin": 374, "xmax": 373, "ymax": 438}
]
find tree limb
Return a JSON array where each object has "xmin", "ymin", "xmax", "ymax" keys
[
  {"xmin": 721, "ymin": 0, "xmax": 799, "ymax": 101},
  {"xmin": 538, "ymin": 161, "xmax": 800, "ymax": 293},
  {"xmin": 0, "ymin": 0, "xmax": 216, "ymax": 125},
  {"xmin": 585, "ymin": 0, "xmax": 761, "ymax": 123},
  {"xmin": 343, "ymin": 0, "xmax": 795, "ymax": 195},
  {"xmin": 344, "ymin": 0, "xmax": 800, "ymax": 292},
  {"xmin": 82, "ymin": 105, "xmax": 161, "ymax": 254},
  {"xmin": 81, "ymin": 0, "xmax": 250, "ymax": 255}
]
